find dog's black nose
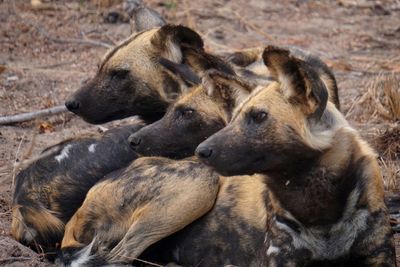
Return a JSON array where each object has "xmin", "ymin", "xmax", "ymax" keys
[
  {"xmin": 65, "ymin": 100, "xmax": 81, "ymax": 111},
  {"xmin": 195, "ymin": 146, "xmax": 213, "ymax": 159},
  {"xmin": 128, "ymin": 135, "xmax": 141, "ymax": 148}
]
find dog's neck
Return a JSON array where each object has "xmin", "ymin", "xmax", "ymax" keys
[{"xmin": 264, "ymin": 128, "xmax": 363, "ymax": 228}]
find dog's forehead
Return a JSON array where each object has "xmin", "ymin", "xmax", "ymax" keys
[
  {"xmin": 175, "ymin": 85, "xmax": 208, "ymax": 106},
  {"xmin": 174, "ymin": 85, "xmax": 226, "ymax": 121},
  {"xmin": 100, "ymin": 29, "xmax": 159, "ymax": 71},
  {"xmin": 232, "ymin": 83, "xmax": 282, "ymax": 119}
]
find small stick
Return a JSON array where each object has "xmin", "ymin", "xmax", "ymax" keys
[
  {"xmin": 232, "ymin": 11, "xmax": 274, "ymax": 41},
  {"xmin": 11, "ymin": 134, "xmax": 25, "ymax": 196},
  {"xmin": 0, "ymin": 105, "xmax": 68, "ymax": 125},
  {"xmin": 34, "ymin": 59, "xmax": 77, "ymax": 69}
]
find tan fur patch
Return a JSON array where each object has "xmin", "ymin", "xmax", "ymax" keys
[{"xmin": 228, "ymin": 175, "xmax": 267, "ymax": 230}]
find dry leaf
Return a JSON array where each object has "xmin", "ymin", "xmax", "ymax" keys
[
  {"xmin": 31, "ymin": 0, "xmax": 42, "ymax": 7},
  {"xmin": 325, "ymin": 59, "xmax": 353, "ymax": 71},
  {"xmin": 39, "ymin": 122, "xmax": 55, "ymax": 134}
]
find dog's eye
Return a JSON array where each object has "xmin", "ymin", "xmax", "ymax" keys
[
  {"xmin": 181, "ymin": 109, "xmax": 195, "ymax": 119},
  {"xmin": 110, "ymin": 70, "xmax": 129, "ymax": 81},
  {"xmin": 251, "ymin": 111, "xmax": 268, "ymax": 124}
]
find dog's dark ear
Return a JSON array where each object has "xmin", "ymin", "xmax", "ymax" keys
[
  {"xmin": 131, "ymin": 6, "xmax": 167, "ymax": 33},
  {"xmin": 159, "ymin": 57, "xmax": 201, "ymax": 86},
  {"xmin": 181, "ymin": 47, "xmax": 235, "ymax": 76},
  {"xmin": 262, "ymin": 45, "xmax": 328, "ymax": 120},
  {"xmin": 152, "ymin": 25, "xmax": 204, "ymax": 54},
  {"xmin": 202, "ymin": 70, "xmax": 253, "ymax": 111}
]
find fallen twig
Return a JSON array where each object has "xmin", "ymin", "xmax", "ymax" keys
[
  {"xmin": 232, "ymin": 11, "xmax": 273, "ymax": 41},
  {"xmin": 34, "ymin": 59, "xmax": 78, "ymax": 69},
  {"xmin": 12, "ymin": 133, "xmax": 26, "ymax": 192},
  {"xmin": 198, "ymin": 31, "xmax": 236, "ymax": 53},
  {"xmin": 0, "ymin": 105, "xmax": 68, "ymax": 125}
]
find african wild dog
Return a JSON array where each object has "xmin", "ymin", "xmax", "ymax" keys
[
  {"xmin": 65, "ymin": 22, "xmax": 235, "ymax": 124},
  {"xmin": 196, "ymin": 46, "xmax": 395, "ymax": 266},
  {"xmin": 11, "ymin": 120, "xmax": 144, "ymax": 252}
]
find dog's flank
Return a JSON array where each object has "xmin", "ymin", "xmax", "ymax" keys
[
  {"xmin": 11, "ymin": 121, "xmax": 145, "ymax": 251},
  {"xmin": 60, "ymin": 157, "xmax": 220, "ymax": 266}
]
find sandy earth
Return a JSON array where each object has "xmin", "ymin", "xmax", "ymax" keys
[{"xmin": 0, "ymin": 0, "xmax": 399, "ymax": 266}]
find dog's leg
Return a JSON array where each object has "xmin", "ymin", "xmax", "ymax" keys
[
  {"xmin": 350, "ymin": 209, "xmax": 396, "ymax": 267},
  {"xmin": 106, "ymin": 175, "xmax": 220, "ymax": 264}
]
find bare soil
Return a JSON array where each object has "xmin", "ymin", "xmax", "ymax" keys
[{"xmin": 0, "ymin": 0, "xmax": 399, "ymax": 266}]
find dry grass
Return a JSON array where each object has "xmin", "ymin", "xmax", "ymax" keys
[
  {"xmin": 374, "ymin": 74, "xmax": 400, "ymax": 121},
  {"xmin": 351, "ymin": 74, "xmax": 400, "ymax": 122},
  {"xmin": 380, "ymin": 156, "xmax": 399, "ymax": 192},
  {"xmin": 376, "ymin": 124, "xmax": 400, "ymax": 160},
  {"xmin": 352, "ymin": 74, "xmax": 400, "ymax": 193}
]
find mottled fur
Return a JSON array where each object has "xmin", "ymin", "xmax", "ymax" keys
[{"xmin": 60, "ymin": 157, "xmax": 220, "ymax": 266}]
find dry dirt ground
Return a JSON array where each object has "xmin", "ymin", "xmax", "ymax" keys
[{"xmin": 0, "ymin": 0, "xmax": 399, "ymax": 266}]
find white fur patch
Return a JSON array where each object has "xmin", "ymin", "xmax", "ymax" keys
[
  {"xmin": 55, "ymin": 144, "xmax": 73, "ymax": 163},
  {"xmin": 263, "ymin": 233, "xmax": 269, "ymax": 244},
  {"xmin": 303, "ymin": 102, "xmax": 351, "ymax": 151},
  {"xmin": 88, "ymin": 144, "xmax": 97, "ymax": 153},
  {"xmin": 163, "ymin": 40, "xmax": 182, "ymax": 63},
  {"xmin": 70, "ymin": 238, "xmax": 96, "ymax": 267},
  {"xmin": 267, "ymin": 245, "xmax": 280, "ymax": 256}
]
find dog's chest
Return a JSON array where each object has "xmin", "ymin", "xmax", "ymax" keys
[{"xmin": 272, "ymin": 206, "xmax": 369, "ymax": 260}]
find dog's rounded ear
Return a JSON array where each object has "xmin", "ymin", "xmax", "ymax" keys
[
  {"xmin": 130, "ymin": 6, "xmax": 167, "ymax": 33},
  {"xmin": 202, "ymin": 69, "xmax": 253, "ymax": 109},
  {"xmin": 152, "ymin": 24, "xmax": 204, "ymax": 51},
  {"xmin": 262, "ymin": 45, "xmax": 328, "ymax": 120}
]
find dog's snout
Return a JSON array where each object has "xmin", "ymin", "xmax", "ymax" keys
[
  {"xmin": 65, "ymin": 99, "xmax": 81, "ymax": 112},
  {"xmin": 129, "ymin": 135, "xmax": 142, "ymax": 149},
  {"xmin": 195, "ymin": 146, "xmax": 213, "ymax": 159}
]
